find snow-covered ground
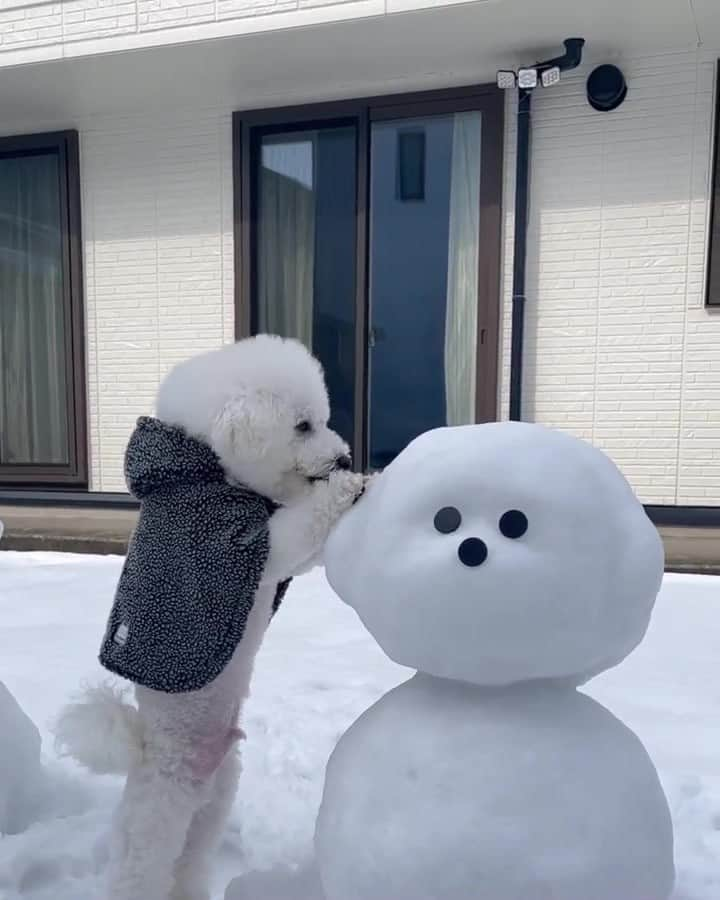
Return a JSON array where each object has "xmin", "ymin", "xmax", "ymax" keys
[{"xmin": 0, "ymin": 552, "xmax": 718, "ymax": 900}]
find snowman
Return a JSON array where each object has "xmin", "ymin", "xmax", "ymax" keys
[{"xmin": 315, "ymin": 421, "xmax": 675, "ymax": 900}]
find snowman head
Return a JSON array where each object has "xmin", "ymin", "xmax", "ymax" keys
[{"xmin": 325, "ymin": 422, "xmax": 664, "ymax": 686}]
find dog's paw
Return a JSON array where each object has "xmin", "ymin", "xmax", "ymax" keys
[
  {"xmin": 325, "ymin": 469, "xmax": 367, "ymax": 513},
  {"xmin": 351, "ymin": 471, "xmax": 378, "ymax": 505},
  {"xmin": 309, "ymin": 470, "xmax": 366, "ymax": 525}
]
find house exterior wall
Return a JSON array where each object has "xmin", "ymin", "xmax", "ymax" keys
[
  {"xmin": 80, "ymin": 108, "xmax": 235, "ymax": 490},
  {"xmin": 498, "ymin": 48, "xmax": 720, "ymax": 506},
  {"xmin": 17, "ymin": 46, "xmax": 718, "ymax": 501},
  {"xmin": 0, "ymin": 0, "xmax": 466, "ymax": 67}
]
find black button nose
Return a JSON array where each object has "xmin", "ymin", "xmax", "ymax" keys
[
  {"xmin": 458, "ymin": 537, "xmax": 488, "ymax": 567},
  {"xmin": 335, "ymin": 454, "xmax": 352, "ymax": 471}
]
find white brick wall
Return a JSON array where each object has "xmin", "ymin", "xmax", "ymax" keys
[
  {"xmin": 80, "ymin": 108, "xmax": 235, "ymax": 490},
  {"xmin": 498, "ymin": 48, "xmax": 720, "ymax": 505},
  {"xmin": 0, "ymin": 0, "xmax": 385, "ymax": 65},
  {"xmin": 20, "ymin": 45, "xmax": 717, "ymax": 501}
]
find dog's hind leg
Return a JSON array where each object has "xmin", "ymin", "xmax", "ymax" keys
[
  {"xmin": 106, "ymin": 755, "xmax": 202, "ymax": 900},
  {"xmin": 170, "ymin": 749, "xmax": 242, "ymax": 900},
  {"xmin": 105, "ymin": 685, "xmax": 222, "ymax": 900}
]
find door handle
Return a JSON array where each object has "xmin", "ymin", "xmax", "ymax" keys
[{"xmin": 368, "ymin": 327, "xmax": 385, "ymax": 348}]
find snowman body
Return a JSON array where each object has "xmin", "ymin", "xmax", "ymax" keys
[
  {"xmin": 316, "ymin": 422, "xmax": 675, "ymax": 900},
  {"xmin": 317, "ymin": 676, "xmax": 673, "ymax": 900}
]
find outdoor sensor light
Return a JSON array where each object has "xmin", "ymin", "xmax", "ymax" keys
[
  {"xmin": 496, "ymin": 38, "xmax": 585, "ymax": 96},
  {"xmin": 517, "ymin": 68, "xmax": 538, "ymax": 89},
  {"xmin": 496, "ymin": 70, "xmax": 517, "ymax": 89},
  {"xmin": 498, "ymin": 64, "xmax": 561, "ymax": 91},
  {"xmin": 541, "ymin": 65, "xmax": 561, "ymax": 87}
]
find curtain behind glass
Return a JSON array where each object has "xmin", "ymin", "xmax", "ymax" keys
[
  {"xmin": 445, "ymin": 111, "xmax": 481, "ymax": 426},
  {"xmin": 0, "ymin": 152, "xmax": 68, "ymax": 465},
  {"xmin": 257, "ymin": 139, "xmax": 315, "ymax": 349}
]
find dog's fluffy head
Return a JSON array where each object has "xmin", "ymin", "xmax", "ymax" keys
[{"xmin": 155, "ymin": 335, "xmax": 350, "ymax": 503}]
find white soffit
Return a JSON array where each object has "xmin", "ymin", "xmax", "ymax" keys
[{"xmin": 0, "ymin": 0, "xmax": 707, "ymax": 123}]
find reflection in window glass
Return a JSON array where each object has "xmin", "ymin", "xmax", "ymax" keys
[{"xmin": 256, "ymin": 127, "xmax": 358, "ymax": 449}]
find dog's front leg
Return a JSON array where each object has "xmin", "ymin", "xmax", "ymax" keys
[{"xmin": 264, "ymin": 469, "xmax": 366, "ymax": 581}]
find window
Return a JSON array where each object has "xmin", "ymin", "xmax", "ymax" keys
[
  {"xmin": 708, "ymin": 65, "xmax": 720, "ymax": 307},
  {"xmin": 234, "ymin": 86, "xmax": 504, "ymax": 468},
  {"xmin": 0, "ymin": 131, "xmax": 87, "ymax": 486}
]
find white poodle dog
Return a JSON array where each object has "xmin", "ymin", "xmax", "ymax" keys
[{"xmin": 55, "ymin": 335, "xmax": 365, "ymax": 900}]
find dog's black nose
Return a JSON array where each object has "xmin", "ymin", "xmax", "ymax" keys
[
  {"xmin": 458, "ymin": 538, "xmax": 488, "ymax": 567},
  {"xmin": 335, "ymin": 454, "xmax": 352, "ymax": 471}
]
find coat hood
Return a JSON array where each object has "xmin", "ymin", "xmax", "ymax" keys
[{"xmin": 124, "ymin": 417, "xmax": 226, "ymax": 499}]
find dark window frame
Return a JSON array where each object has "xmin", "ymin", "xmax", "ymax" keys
[
  {"xmin": 707, "ymin": 63, "xmax": 720, "ymax": 308},
  {"xmin": 0, "ymin": 130, "xmax": 88, "ymax": 488},
  {"xmin": 233, "ymin": 85, "xmax": 504, "ymax": 468}
]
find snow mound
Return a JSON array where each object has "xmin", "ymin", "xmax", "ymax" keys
[{"xmin": 0, "ymin": 681, "xmax": 44, "ymax": 835}]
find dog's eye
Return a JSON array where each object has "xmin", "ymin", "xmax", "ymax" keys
[{"xmin": 296, "ymin": 420, "xmax": 313, "ymax": 435}]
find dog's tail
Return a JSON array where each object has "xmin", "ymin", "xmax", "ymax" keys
[{"xmin": 54, "ymin": 682, "xmax": 143, "ymax": 775}]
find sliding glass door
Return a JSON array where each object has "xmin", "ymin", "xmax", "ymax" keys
[
  {"xmin": 236, "ymin": 87, "xmax": 503, "ymax": 469},
  {"xmin": 368, "ymin": 111, "xmax": 482, "ymax": 469}
]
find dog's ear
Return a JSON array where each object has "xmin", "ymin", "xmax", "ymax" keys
[{"xmin": 210, "ymin": 390, "xmax": 273, "ymax": 464}]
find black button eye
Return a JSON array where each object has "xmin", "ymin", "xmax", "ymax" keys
[
  {"xmin": 295, "ymin": 420, "xmax": 313, "ymax": 435},
  {"xmin": 434, "ymin": 507, "xmax": 462, "ymax": 534},
  {"xmin": 458, "ymin": 537, "xmax": 488, "ymax": 567},
  {"xmin": 499, "ymin": 510, "xmax": 528, "ymax": 539}
]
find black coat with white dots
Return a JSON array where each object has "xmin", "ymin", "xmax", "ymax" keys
[{"xmin": 99, "ymin": 417, "xmax": 291, "ymax": 694}]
